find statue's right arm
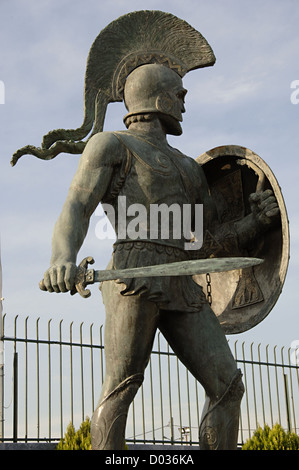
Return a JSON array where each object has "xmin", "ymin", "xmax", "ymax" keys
[{"xmin": 42, "ymin": 132, "xmax": 121, "ymax": 293}]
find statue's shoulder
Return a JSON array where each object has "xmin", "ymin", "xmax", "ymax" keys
[
  {"xmin": 87, "ymin": 131, "xmax": 124, "ymax": 153},
  {"xmin": 81, "ymin": 131, "xmax": 127, "ymax": 168},
  {"xmin": 110, "ymin": 131, "xmax": 147, "ymax": 152}
]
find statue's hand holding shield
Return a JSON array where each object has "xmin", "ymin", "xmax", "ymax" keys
[{"xmin": 249, "ymin": 189, "xmax": 280, "ymax": 228}]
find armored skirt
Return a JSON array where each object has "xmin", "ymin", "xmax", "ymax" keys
[{"xmin": 111, "ymin": 240, "xmax": 207, "ymax": 313}]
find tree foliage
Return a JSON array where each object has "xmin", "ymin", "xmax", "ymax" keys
[
  {"xmin": 57, "ymin": 417, "xmax": 91, "ymax": 450},
  {"xmin": 242, "ymin": 424, "xmax": 299, "ymax": 450},
  {"xmin": 56, "ymin": 417, "xmax": 129, "ymax": 450}
]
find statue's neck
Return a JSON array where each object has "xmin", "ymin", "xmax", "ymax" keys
[{"xmin": 127, "ymin": 118, "xmax": 168, "ymax": 145}]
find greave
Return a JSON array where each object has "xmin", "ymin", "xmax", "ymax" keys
[
  {"xmin": 91, "ymin": 373, "xmax": 144, "ymax": 450},
  {"xmin": 199, "ymin": 369, "xmax": 245, "ymax": 450}
]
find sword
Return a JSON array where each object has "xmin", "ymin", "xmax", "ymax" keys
[{"xmin": 39, "ymin": 255, "xmax": 263, "ymax": 298}]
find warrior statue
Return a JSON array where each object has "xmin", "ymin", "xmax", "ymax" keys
[{"xmin": 12, "ymin": 11, "xmax": 288, "ymax": 450}]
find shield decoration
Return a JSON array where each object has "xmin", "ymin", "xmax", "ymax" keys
[{"xmin": 194, "ymin": 145, "xmax": 289, "ymax": 334}]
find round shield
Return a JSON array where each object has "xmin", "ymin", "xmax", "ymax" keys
[{"xmin": 194, "ymin": 145, "xmax": 289, "ymax": 334}]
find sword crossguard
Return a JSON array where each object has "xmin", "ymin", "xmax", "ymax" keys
[{"xmin": 71, "ymin": 256, "xmax": 95, "ymax": 298}]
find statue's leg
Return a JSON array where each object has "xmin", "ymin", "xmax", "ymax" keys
[
  {"xmin": 197, "ymin": 368, "xmax": 244, "ymax": 450},
  {"xmin": 91, "ymin": 280, "xmax": 159, "ymax": 450},
  {"xmin": 159, "ymin": 303, "xmax": 244, "ymax": 450}
]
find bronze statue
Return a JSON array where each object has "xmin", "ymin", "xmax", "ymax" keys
[{"xmin": 12, "ymin": 11, "xmax": 288, "ymax": 450}]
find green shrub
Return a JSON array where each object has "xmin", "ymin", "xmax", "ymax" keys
[
  {"xmin": 57, "ymin": 417, "xmax": 91, "ymax": 450},
  {"xmin": 242, "ymin": 423, "xmax": 299, "ymax": 450},
  {"xmin": 56, "ymin": 417, "xmax": 129, "ymax": 450}
]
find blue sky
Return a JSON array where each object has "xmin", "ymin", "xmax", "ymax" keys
[{"xmin": 0, "ymin": 0, "xmax": 298, "ymax": 351}]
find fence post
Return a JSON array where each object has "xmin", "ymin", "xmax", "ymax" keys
[
  {"xmin": 170, "ymin": 416, "xmax": 174, "ymax": 444},
  {"xmin": 283, "ymin": 374, "xmax": 292, "ymax": 433},
  {"xmin": 0, "ymin": 314, "xmax": 3, "ymax": 442},
  {"xmin": 0, "ymin": 254, "xmax": 4, "ymax": 442},
  {"xmin": 13, "ymin": 350, "xmax": 18, "ymax": 442}
]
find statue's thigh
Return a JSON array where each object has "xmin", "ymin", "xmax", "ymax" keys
[
  {"xmin": 158, "ymin": 303, "xmax": 237, "ymax": 399},
  {"xmin": 101, "ymin": 280, "xmax": 159, "ymax": 381}
]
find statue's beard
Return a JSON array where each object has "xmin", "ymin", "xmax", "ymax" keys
[{"xmin": 159, "ymin": 114, "xmax": 183, "ymax": 136}]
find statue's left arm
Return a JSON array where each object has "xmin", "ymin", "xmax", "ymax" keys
[{"xmin": 196, "ymin": 164, "xmax": 280, "ymax": 257}]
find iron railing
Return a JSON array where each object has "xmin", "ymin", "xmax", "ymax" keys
[{"xmin": 0, "ymin": 313, "xmax": 298, "ymax": 445}]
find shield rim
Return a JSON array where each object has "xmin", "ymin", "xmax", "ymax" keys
[{"xmin": 195, "ymin": 145, "xmax": 290, "ymax": 334}]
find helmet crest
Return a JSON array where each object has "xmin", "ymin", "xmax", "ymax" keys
[{"xmin": 12, "ymin": 10, "xmax": 215, "ymax": 165}]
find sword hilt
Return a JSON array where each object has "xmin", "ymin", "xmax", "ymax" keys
[
  {"xmin": 39, "ymin": 256, "xmax": 95, "ymax": 298},
  {"xmin": 71, "ymin": 256, "xmax": 95, "ymax": 298}
]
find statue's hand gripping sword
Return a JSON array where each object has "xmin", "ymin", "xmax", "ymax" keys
[{"xmin": 39, "ymin": 256, "xmax": 263, "ymax": 298}]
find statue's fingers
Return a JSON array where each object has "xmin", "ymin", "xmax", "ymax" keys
[
  {"xmin": 57, "ymin": 266, "xmax": 68, "ymax": 293},
  {"xmin": 260, "ymin": 189, "xmax": 273, "ymax": 200},
  {"xmin": 259, "ymin": 196, "xmax": 277, "ymax": 211},
  {"xmin": 43, "ymin": 270, "xmax": 54, "ymax": 293},
  {"xmin": 48, "ymin": 267, "xmax": 60, "ymax": 293},
  {"xmin": 249, "ymin": 192, "xmax": 259, "ymax": 202},
  {"xmin": 265, "ymin": 207, "xmax": 280, "ymax": 218},
  {"xmin": 65, "ymin": 264, "xmax": 77, "ymax": 291},
  {"xmin": 262, "ymin": 201, "xmax": 278, "ymax": 213}
]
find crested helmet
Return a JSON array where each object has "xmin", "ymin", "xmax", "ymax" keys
[
  {"xmin": 12, "ymin": 10, "xmax": 215, "ymax": 164},
  {"xmin": 123, "ymin": 63, "xmax": 186, "ymax": 125}
]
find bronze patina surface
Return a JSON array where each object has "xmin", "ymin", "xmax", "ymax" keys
[{"xmin": 12, "ymin": 11, "xmax": 286, "ymax": 450}]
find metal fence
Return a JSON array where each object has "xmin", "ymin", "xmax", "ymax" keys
[{"xmin": 0, "ymin": 313, "xmax": 298, "ymax": 446}]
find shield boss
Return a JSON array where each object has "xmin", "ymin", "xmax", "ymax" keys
[{"xmin": 194, "ymin": 145, "xmax": 289, "ymax": 334}]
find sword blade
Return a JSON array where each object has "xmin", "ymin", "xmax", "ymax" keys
[{"xmin": 93, "ymin": 257, "xmax": 263, "ymax": 282}]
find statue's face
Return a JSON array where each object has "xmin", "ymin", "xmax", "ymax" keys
[
  {"xmin": 157, "ymin": 85, "xmax": 187, "ymax": 136},
  {"xmin": 124, "ymin": 64, "xmax": 187, "ymax": 135}
]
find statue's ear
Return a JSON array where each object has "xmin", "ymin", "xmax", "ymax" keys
[{"xmin": 156, "ymin": 92, "xmax": 174, "ymax": 115}]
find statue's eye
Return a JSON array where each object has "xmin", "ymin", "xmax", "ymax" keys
[{"xmin": 177, "ymin": 90, "xmax": 187, "ymax": 102}]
